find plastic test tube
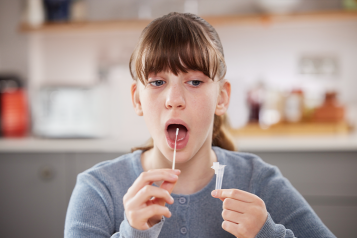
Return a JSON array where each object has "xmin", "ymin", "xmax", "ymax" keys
[{"xmin": 211, "ymin": 162, "xmax": 226, "ymax": 190}]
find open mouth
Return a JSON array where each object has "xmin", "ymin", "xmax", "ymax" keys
[
  {"xmin": 167, "ymin": 124, "xmax": 188, "ymax": 141},
  {"xmin": 165, "ymin": 120, "xmax": 190, "ymax": 150}
]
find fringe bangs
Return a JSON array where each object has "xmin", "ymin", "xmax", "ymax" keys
[{"xmin": 130, "ymin": 13, "xmax": 226, "ymax": 84}]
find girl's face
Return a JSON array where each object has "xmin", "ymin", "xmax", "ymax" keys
[{"xmin": 132, "ymin": 70, "xmax": 230, "ymax": 164}]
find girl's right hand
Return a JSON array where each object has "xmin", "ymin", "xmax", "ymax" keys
[{"xmin": 123, "ymin": 169, "xmax": 180, "ymax": 230}]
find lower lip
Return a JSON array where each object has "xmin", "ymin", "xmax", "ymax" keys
[{"xmin": 166, "ymin": 131, "xmax": 189, "ymax": 150}]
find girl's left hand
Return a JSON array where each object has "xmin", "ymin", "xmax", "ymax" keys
[{"xmin": 211, "ymin": 189, "xmax": 268, "ymax": 238}]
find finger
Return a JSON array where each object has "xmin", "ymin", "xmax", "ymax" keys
[
  {"xmin": 222, "ymin": 208, "xmax": 245, "ymax": 224},
  {"xmin": 126, "ymin": 205, "xmax": 171, "ymax": 230},
  {"xmin": 156, "ymin": 180, "xmax": 177, "ymax": 206},
  {"xmin": 222, "ymin": 220, "xmax": 240, "ymax": 237},
  {"xmin": 126, "ymin": 169, "xmax": 180, "ymax": 200},
  {"xmin": 212, "ymin": 189, "xmax": 253, "ymax": 203},
  {"xmin": 127, "ymin": 185, "xmax": 174, "ymax": 210},
  {"xmin": 134, "ymin": 204, "xmax": 172, "ymax": 222},
  {"xmin": 222, "ymin": 198, "xmax": 248, "ymax": 213},
  {"xmin": 160, "ymin": 180, "xmax": 176, "ymax": 193}
]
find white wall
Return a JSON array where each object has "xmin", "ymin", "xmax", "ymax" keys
[{"xmin": 0, "ymin": 0, "xmax": 28, "ymax": 78}]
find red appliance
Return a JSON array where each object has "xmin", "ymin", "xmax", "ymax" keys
[{"xmin": 0, "ymin": 75, "xmax": 29, "ymax": 137}]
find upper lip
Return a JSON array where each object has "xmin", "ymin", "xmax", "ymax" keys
[{"xmin": 165, "ymin": 118, "xmax": 190, "ymax": 132}]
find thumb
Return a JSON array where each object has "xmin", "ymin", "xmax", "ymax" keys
[{"xmin": 211, "ymin": 189, "xmax": 225, "ymax": 201}]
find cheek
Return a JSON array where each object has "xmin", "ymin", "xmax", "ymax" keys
[
  {"xmin": 189, "ymin": 90, "xmax": 217, "ymax": 129},
  {"xmin": 194, "ymin": 87, "xmax": 217, "ymax": 113},
  {"xmin": 140, "ymin": 93, "xmax": 163, "ymax": 134}
]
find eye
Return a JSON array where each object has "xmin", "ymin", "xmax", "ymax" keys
[
  {"xmin": 149, "ymin": 80, "xmax": 166, "ymax": 87},
  {"xmin": 187, "ymin": 80, "xmax": 203, "ymax": 87}
]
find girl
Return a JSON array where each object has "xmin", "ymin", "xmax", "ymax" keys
[{"xmin": 65, "ymin": 12, "xmax": 335, "ymax": 238}]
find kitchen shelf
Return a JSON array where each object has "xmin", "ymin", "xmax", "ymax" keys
[{"xmin": 20, "ymin": 10, "xmax": 357, "ymax": 33}]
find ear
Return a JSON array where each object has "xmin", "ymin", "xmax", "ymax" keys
[
  {"xmin": 215, "ymin": 80, "xmax": 231, "ymax": 116},
  {"xmin": 131, "ymin": 82, "xmax": 143, "ymax": 116}
]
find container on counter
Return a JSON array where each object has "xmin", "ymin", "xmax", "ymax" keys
[
  {"xmin": 32, "ymin": 84, "xmax": 109, "ymax": 138},
  {"xmin": 259, "ymin": 90, "xmax": 284, "ymax": 128},
  {"xmin": 313, "ymin": 92, "xmax": 345, "ymax": 123},
  {"xmin": 284, "ymin": 89, "xmax": 304, "ymax": 123},
  {"xmin": 247, "ymin": 82, "xmax": 265, "ymax": 123},
  {"xmin": 0, "ymin": 74, "xmax": 29, "ymax": 137}
]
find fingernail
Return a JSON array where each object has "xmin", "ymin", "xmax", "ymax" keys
[
  {"xmin": 212, "ymin": 190, "xmax": 217, "ymax": 197},
  {"xmin": 174, "ymin": 169, "xmax": 181, "ymax": 174},
  {"xmin": 170, "ymin": 174, "xmax": 178, "ymax": 179},
  {"xmin": 170, "ymin": 196, "xmax": 174, "ymax": 202}
]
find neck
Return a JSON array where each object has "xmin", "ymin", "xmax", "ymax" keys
[{"xmin": 141, "ymin": 140, "xmax": 217, "ymax": 195}]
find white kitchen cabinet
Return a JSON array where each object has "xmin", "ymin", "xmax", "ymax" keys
[{"xmin": 0, "ymin": 153, "xmax": 67, "ymax": 238}]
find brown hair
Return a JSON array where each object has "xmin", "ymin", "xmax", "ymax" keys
[{"xmin": 130, "ymin": 12, "xmax": 236, "ymax": 152}]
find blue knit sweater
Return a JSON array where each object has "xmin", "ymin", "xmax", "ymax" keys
[{"xmin": 65, "ymin": 146, "xmax": 335, "ymax": 237}]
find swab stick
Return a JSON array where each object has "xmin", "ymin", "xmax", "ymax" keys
[{"xmin": 172, "ymin": 128, "xmax": 179, "ymax": 170}]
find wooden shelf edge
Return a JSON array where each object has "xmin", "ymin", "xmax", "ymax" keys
[
  {"xmin": 229, "ymin": 122, "xmax": 353, "ymax": 137},
  {"xmin": 19, "ymin": 19, "xmax": 152, "ymax": 33},
  {"xmin": 19, "ymin": 10, "xmax": 357, "ymax": 33},
  {"xmin": 206, "ymin": 10, "xmax": 357, "ymax": 26}
]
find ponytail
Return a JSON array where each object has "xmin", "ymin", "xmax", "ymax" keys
[
  {"xmin": 212, "ymin": 114, "xmax": 236, "ymax": 151},
  {"xmin": 131, "ymin": 113, "xmax": 236, "ymax": 152}
]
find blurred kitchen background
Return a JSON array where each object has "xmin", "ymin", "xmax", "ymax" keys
[{"xmin": 0, "ymin": 0, "xmax": 357, "ymax": 237}]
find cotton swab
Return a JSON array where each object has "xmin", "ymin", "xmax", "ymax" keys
[{"xmin": 172, "ymin": 128, "xmax": 179, "ymax": 170}]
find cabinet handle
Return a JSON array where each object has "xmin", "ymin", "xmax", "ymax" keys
[{"xmin": 38, "ymin": 166, "xmax": 55, "ymax": 181}]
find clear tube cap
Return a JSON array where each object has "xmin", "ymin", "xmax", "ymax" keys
[{"xmin": 211, "ymin": 162, "xmax": 226, "ymax": 190}]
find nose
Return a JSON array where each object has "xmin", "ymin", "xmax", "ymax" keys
[{"xmin": 165, "ymin": 83, "xmax": 186, "ymax": 110}]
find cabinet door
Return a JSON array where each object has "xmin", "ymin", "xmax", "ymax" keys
[{"xmin": 0, "ymin": 153, "xmax": 67, "ymax": 238}]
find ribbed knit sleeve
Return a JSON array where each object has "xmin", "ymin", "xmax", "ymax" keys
[
  {"xmin": 256, "ymin": 213, "xmax": 293, "ymax": 238},
  {"xmin": 119, "ymin": 212, "xmax": 165, "ymax": 238},
  {"xmin": 64, "ymin": 171, "xmax": 164, "ymax": 238}
]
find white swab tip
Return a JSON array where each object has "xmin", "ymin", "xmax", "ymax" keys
[{"xmin": 176, "ymin": 128, "xmax": 179, "ymax": 136}]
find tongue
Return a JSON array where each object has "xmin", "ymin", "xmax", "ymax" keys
[{"xmin": 168, "ymin": 124, "xmax": 187, "ymax": 141}]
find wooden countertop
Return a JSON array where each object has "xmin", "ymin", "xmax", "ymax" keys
[{"xmin": 0, "ymin": 132, "xmax": 356, "ymax": 153}]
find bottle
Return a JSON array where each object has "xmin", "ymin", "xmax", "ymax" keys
[
  {"xmin": 247, "ymin": 82, "xmax": 265, "ymax": 123},
  {"xmin": 284, "ymin": 89, "xmax": 304, "ymax": 123},
  {"xmin": 259, "ymin": 89, "xmax": 283, "ymax": 128}
]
